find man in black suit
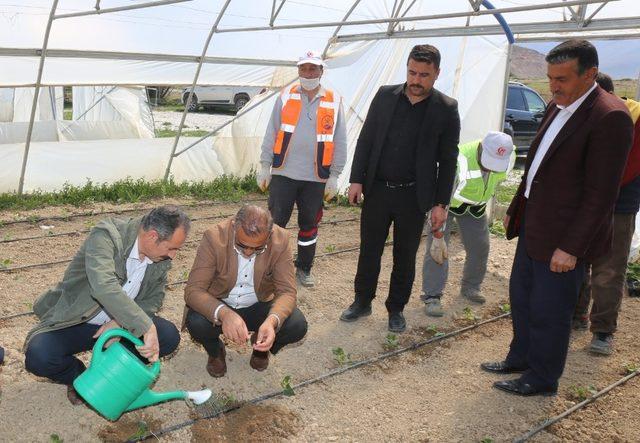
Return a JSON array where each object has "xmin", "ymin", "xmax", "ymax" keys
[{"xmin": 339, "ymin": 44, "xmax": 461, "ymax": 333}]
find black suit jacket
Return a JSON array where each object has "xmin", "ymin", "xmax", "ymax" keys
[
  {"xmin": 506, "ymin": 86, "xmax": 633, "ymax": 262},
  {"xmin": 349, "ymin": 84, "xmax": 461, "ymax": 213}
]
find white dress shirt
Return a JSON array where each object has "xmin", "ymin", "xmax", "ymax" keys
[
  {"xmin": 222, "ymin": 248, "xmax": 260, "ymax": 310},
  {"xmin": 525, "ymin": 82, "xmax": 597, "ymax": 198},
  {"xmin": 88, "ymin": 238, "xmax": 152, "ymax": 325}
]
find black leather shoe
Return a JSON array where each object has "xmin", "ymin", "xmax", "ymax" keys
[
  {"xmin": 493, "ymin": 378, "xmax": 557, "ymax": 397},
  {"xmin": 388, "ymin": 312, "xmax": 406, "ymax": 333},
  {"xmin": 480, "ymin": 361, "xmax": 527, "ymax": 374},
  {"xmin": 340, "ymin": 302, "xmax": 372, "ymax": 322}
]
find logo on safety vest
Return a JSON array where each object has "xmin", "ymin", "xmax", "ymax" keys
[
  {"xmin": 497, "ymin": 147, "xmax": 507, "ymax": 156},
  {"xmin": 321, "ymin": 115, "xmax": 333, "ymax": 131}
]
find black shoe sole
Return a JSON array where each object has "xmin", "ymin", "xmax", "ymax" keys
[
  {"xmin": 493, "ymin": 383, "xmax": 557, "ymax": 397},
  {"xmin": 339, "ymin": 309, "xmax": 372, "ymax": 322},
  {"xmin": 480, "ymin": 363, "xmax": 527, "ymax": 374},
  {"xmin": 388, "ymin": 324, "xmax": 406, "ymax": 333}
]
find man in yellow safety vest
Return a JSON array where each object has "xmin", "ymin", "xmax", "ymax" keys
[{"xmin": 422, "ymin": 131, "xmax": 515, "ymax": 317}]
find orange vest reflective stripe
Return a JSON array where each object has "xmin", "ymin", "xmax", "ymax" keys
[{"xmin": 273, "ymin": 85, "xmax": 338, "ymax": 180}]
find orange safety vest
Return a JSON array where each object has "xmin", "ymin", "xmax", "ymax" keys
[{"xmin": 272, "ymin": 85, "xmax": 339, "ymax": 180}]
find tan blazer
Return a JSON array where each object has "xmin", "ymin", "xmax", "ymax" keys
[{"xmin": 182, "ymin": 218, "xmax": 296, "ymax": 329}]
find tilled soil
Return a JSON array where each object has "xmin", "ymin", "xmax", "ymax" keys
[{"xmin": 0, "ymin": 197, "xmax": 639, "ymax": 442}]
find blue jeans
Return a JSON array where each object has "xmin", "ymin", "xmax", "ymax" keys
[{"xmin": 25, "ymin": 316, "xmax": 180, "ymax": 385}]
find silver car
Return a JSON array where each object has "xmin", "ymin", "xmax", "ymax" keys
[{"xmin": 182, "ymin": 85, "xmax": 267, "ymax": 112}]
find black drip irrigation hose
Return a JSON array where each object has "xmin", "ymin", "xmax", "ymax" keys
[
  {"xmin": 128, "ymin": 312, "xmax": 512, "ymax": 442},
  {"xmin": 513, "ymin": 370, "xmax": 640, "ymax": 442},
  {"xmin": 0, "ymin": 197, "xmax": 269, "ymax": 227},
  {"xmin": 0, "ymin": 214, "xmax": 358, "ymax": 245},
  {"xmin": 0, "ymin": 227, "xmax": 372, "ymax": 322},
  {"xmin": 0, "ymin": 217, "xmax": 359, "ymax": 273}
]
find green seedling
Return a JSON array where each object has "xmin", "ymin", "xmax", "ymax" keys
[
  {"xmin": 332, "ymin": 347, "xmax": 352, "ymax": 366},
  {"xmin": 84, "ymin": 220, "xmax": 95, "ymax": 229},
  {"xmin": 50, "ymin": 435, "xmax": 64, "ymax": 443},
  {"xmin": 622, "ymin": 362, "xmax": 639, "ymax": 375},
  {"xmin": 426, "ymin": 324, "xmax": 439, "ymax": 334},
  {"xmin": 27, "ymin": 214, "xmax": 39, "ymax": 224},
  {"xmin": 324, "ymin": 244, "xmax": 336, "ymax": 253},
  {"xmin": 383, "ymin": 333, "xmax": 399, "ymax": 351},
  {"xmin": 2, "ymin": 234, "xmax": 11, "ymax": 241},
  {"xmin": 489, "ymin": 220, "xmax": 506, "ymax": 238},
  {"xmin": 181, "ymin": 269, "xmax": 189, "ymax": 280},
  {"xmin": 0, "ymin": 258, "xmax": 12, "ymax": 269},
  {"xmin": 281, "ymin": 375, "xmax": 295, "ymax": 396},
  {"xmin": 212, "ymin": 391, "xmax": 237, "ymax": 410},
  {"xmin": 127, "ymin": 421, "xmax": 149, "ymax": 440},
  {"xmin": 462, "ymin": 307, "xmax": 479, "ymax": 322},
  {"xmin": 499, "ymin": 303, "xmax": 511, "ymax": 313},
  {"xmin": 434, "ymin": 332, "xmax": 446, "ymax": 337},
  {"xmin": 480, "ymin": 438, "xmax": 494, "ymax": 443},
  {"xmin": 567, "ymin": 384, "xmax": 598, "ymax": 401}
]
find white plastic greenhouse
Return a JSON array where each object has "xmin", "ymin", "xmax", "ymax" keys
[{"xmin": 0, "ymin": 0, "xmax": 639, "ymax": 195}]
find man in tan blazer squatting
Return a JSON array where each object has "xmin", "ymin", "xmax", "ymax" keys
[{"xmin": 184, "ymin": 205, "xmax": 308, "ymax": 376}]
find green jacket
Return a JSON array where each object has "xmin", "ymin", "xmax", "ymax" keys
[
  {"xmin": 450, "ymin": 140, "xmax": 514, "ymax": 213},
  {"xmin": 24, "ymin": 217, "xmax": 171, "ymax": 348}
]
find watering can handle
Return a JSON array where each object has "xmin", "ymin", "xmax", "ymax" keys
[{"xmin": 92, "ymin": 327, "xmax": 161, "ymax": 376}]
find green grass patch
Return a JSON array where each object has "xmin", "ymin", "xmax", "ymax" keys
[
  {"xmin": 489, "ymin": 220, "xmax": 506, "ymax": 238},
  {"xmin": 155, "ymin": 128, "xmax": 211, "ymax": 138},
  {"xmin": 494, "ymin": 182, "xmax": 518, "ymax": 205},
  {"xmin": 0, "ymin": 174, "xmax": 259, "ymax": 211},
  {"xmin": 626, "ymin": 262, "xmax": 640, "ymax": 283}
]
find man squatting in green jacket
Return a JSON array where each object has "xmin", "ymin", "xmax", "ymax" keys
[
  {"xmin": 422, "ymin": 131, "xmax": 515, "ymax": 316},
  {"xmin": 24, "ymin": 206, "xmax": 190, "ymax": 405}
]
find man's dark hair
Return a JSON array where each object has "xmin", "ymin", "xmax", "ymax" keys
[
  {"xmin": 407, "ymin": 44, "xmax": 441, "ymax": 69},
  {"xmin": 595, "ymin": 72, "xmax": 614, "ymax": 93},
  {"xmin": 141, "ymin": 205, "xmax": 191, "ymax": 241},
  {"xmin": 234, "ymin": 204, "xmax": 273, "ymax": 237},
  {"xmin": 545, "ymin": 39, "xmax": 599, "ymax": 74}
]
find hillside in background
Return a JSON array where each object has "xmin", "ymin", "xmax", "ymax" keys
[{"xmin": 510, "ymin": 45, "xmax": 547, "ymax": 79}]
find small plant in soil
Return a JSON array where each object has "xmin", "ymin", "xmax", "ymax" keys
[
  {"xmin": 462, "ymin": 307, "xmax": 479, "ymax": 322},
  {"xmin": 622, "ymin": 362, "xmax": 639, "ymax": 375},
  {"xmin": 0, "ymin": 258, "xmax": 12, "ymax": 269},
  {"xmin": 127, "ymin": 421, "xmax": 149, "ymax": 441},
  {"xmin": 324, "ymin": 244, "xmax": 336, "ymax": 253},
  {"xmin": 426, "ymin": 324, "xmax": 439, "ymax": 334},
  {"xmin": 480, "ymin": 438, "xmax": 494, "ymax": 443},
  {"xmin": 383, "ymin": 333, "xmax": 399, "ymax": 351},
  {"xmin": 214, "ymin": 391, "xmax": 238, "ymax": 409},
  {"xmin": 332, "ymin": 347, "xmax": 352, "ymax": 366},
  {"xmin": 567, "ymin": 384, "xmax": 598, "ymax": 401},
  {"xmin": 50, "ymin": 434, "xmax": 64, "ymax": 443},
  {"xmin": 499, "ymin": 303, "xmax": 511, "ymax": 313},
  {"xmin": 181, "ymin": 269, "xmax": 189, "ymax": 280},
  {"xmin": 281, "ymin": 375, "xmax": 295, "ymax": 396}
]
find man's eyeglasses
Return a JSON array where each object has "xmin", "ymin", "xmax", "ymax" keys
[{"xmin": 233, "ymin": 230, "xmax": 270, "ymax": 255}]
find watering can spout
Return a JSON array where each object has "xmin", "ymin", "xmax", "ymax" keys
[{"xmin": 125, "ymin": 389, "xmax": 187, "ymax": 412}]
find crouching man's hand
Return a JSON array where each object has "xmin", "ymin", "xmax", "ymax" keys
[{"xmin": 253, "ymin": 315, "xmax": 278, "ymax": 352}]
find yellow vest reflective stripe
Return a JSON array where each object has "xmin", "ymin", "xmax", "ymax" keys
[{"xmin": 273, "ymin": 85, "xmax": 338, "ymax": 180}]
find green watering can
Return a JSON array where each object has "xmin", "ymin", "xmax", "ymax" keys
[{"xmin": 73, "ymin": 328, "xmax": 211, "ymax": 421}]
